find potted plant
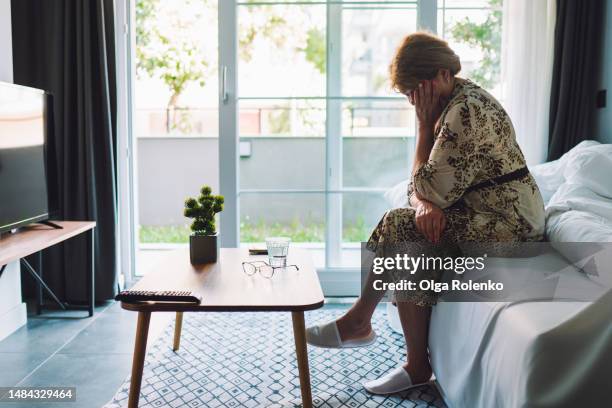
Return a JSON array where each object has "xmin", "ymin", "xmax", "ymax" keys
[{"xmin": 184, "ymin": 186, "xmax": 224, "ymax": 264}]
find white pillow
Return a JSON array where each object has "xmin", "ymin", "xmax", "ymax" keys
[
  {"xmin": 531, "ymin": 160, "xmax": 565, "ymax": 204},
  {"xmin": 547, "ymin": 182, "xmax": 612, "ymax": 221},
  {"xmin": 563, "ymin": 147, "xmax": 612, "ymax": 199},
  {"xmin": 531, "ymin": 140, "xmax": 602, "ymax": 204}
]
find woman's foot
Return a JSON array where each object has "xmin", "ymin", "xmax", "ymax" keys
[
  {"xmin": 363, "ymin": 362, "xmax": 432, "ymax": 395},
  {"xmin": 335, "ymin": 313, "xmax": 373, "ymax": 342},
  {"xmin": 402, "ymin": 358, "xmax": 433, "ymax": 385},
  {"xmin": 305, "ymin": 312, "xmax": 377, "ymax": 349},
  {"xmin": 363, "ymin": 360, "xmax": 432, "ymax": 395}
]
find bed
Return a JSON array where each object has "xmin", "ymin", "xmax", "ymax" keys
[{"xmin": 384, "ymin": 141, "xmax": 612, "ymax": 407}]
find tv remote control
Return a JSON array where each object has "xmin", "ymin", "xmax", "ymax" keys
[{"xmin": 115, "ymin": 290, "xmax": 202, "ymax": 304}]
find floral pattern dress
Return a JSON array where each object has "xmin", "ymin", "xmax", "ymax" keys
[{"xmin": 366, "ymin": 78, "xmax": 545, "ymax": 306}]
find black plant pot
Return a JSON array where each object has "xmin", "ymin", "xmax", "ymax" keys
[{"xmin": 190, "ymin": 234, "xmax": 218, "ymax": 265}]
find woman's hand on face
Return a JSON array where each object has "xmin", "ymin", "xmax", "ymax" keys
[
  {"xmin": 414, "ymin": 199, "xmax": 446, "ymax": 244},
  {"xmin": 411, "ymin": 80, "xmax": 442, "ymax": 130}
]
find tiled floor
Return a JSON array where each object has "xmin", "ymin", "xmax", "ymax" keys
[
  {"xmin": 0, "ymin": 301, "xmax": 172, "ymax": 408},
  {"xmin": 0, "ymin": 298, "xmax": 363, "ymax": 408},
  {"xmin": 103, "ymin": 305, "xmax": 445, "ymax": 408}
]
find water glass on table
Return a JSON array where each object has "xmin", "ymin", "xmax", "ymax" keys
[{"xmin": 265, "ymin": 237, "xmax": 291, "ymax": 267}]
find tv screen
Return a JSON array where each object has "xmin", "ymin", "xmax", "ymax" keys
[{"xmin": 0, "ymin": 82, "xmax": 49, "ymax": 233}]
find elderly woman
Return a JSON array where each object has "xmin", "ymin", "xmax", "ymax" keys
[{"xmin": 306, "ymin": 32, "xmax": 545, "ymax": 394}]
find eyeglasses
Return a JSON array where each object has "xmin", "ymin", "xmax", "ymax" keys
[{"xmin": 242, "ymin": 261, "xmax": 299, "ymax": 279}]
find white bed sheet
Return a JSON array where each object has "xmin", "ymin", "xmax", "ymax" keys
[{"xmin": 429, "ymin": 252, "xmax": 612, "ymax": 408}]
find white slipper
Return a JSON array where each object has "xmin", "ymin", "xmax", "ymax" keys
[
  {"xmin": 305, "ymin": 320, "xmax": 377, "ymax": 349},
  {"xmin": 363, "ymin": 366, "xmax": 429, "ymax": 395}
]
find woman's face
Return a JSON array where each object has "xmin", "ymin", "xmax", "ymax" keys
[
  {"xmin": 405, "ymin": 69, "xmax": 455, "ymax": 106},
  {"xmin": 431, "ymin": 69, "xmax": 455, "ymax": 98}
]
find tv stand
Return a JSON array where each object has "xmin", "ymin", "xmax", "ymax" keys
[
  {"xmin": 0, "ymin": 221, "xmax": 96, "ymax": 317},
  {"xmin": 39, "ymin": 220, "xmax": 64, "ymax": 229}
]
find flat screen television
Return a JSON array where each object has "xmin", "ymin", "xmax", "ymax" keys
[{"xmin": 0, "ymin": 82, "xmax": 49, "ymax": 234}]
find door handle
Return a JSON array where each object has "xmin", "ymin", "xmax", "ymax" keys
[{"xmin": 222, "ymin": 65, "xmax": 229, "ymax": 104}]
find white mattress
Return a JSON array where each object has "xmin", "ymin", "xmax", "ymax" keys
[{"xmin": 428, "ymin": 252, "xmax": 612, "ymax": 408}]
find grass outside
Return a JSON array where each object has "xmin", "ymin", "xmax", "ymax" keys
[{"xmin": 139, "ymin": 218, "xmax": 371, "ymax": 244}]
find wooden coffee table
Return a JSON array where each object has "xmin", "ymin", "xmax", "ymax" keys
[{"xmin": 121, "ymin": 248, "xmax": 324, "ymax": 408}]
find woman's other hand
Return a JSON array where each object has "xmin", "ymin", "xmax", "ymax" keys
[
  {"xmin": 414, "ymin": 198, "xmax": 446, "ymax": 243},
  {"xmin": 411, "ymin": 80, "xmax": 442, "ymax": 130}
]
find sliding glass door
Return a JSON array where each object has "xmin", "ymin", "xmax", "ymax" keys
[
  {"xmin": 335, "ymin": 3, "xmax": 420, "ymax": 270},
  {"xmin": 236, "ymin": 1, "xmax": 328, "ymax": 269},
  {"xmin": 131, "ymin": 0, "xmax": 219, "ymax": 276},
  {"xmin": 227, "ymin": 1, "xmax": 423, "ymax": 293},
  {"xmin": 122, "ymin": 0, "xmax": 503, "ymax": 289}
]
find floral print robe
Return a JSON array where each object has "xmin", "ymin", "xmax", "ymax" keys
[{"xmin": 366, "ymin": 78, "xmax": 545, "ymax": 306}]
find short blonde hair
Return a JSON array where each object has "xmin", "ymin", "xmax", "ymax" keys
[{"xmin": 390, "ymin": 32, "xmax": 461, "ymax": 94}]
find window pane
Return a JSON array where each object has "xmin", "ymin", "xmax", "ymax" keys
[
  {"xmin": 238, "ymin": 4, "xmax": 326, "ymax": 97},
  {"xmin": 438, "ymin": 0, "xmax": 503, "ymax": 96},
  {"xmin": 239, "ymin": 99, "xmax": 325, "ymax": 190},
  {"xmin": 341, "ymin": 100, "xmax": 414, "ymax": 188},
  {"xmin": 240, "ymin": 193, "xmax": 325, "ymax": 244},
  {"xmin": 343, "ymin": 136, "xmax": 413, "ymax": 189},
  {"xmin": 341, "ymin": 5, "xmax": 418, "ymax": 97},
  {"xmin": 441, "ymin": 0, "xmax": 491, "ymax": 8},
  {"xmin": 337, "ymin": 192, "xmax": 390, "ymax": 267},
  {"xmin": 135, "ymin": 0, "xmax": 218, "ymax": 259},
  {"xmin": 135, "ymin": 108, "xmax": 218, "ymax": 137},
  {"xmin": 239, "ymin": 136, "xmax": 325, "ymax": 190},
  {"xmin": 237, "ymin": 0, "xmax": 416, "ymax": 3},
  {"xmin": 342, "ymin": 191, "xmax": 387, "ymax": 240},
  {"xmin": 340, "ymin": 99, "xmax": 415, "ymax": 137},
  {"xmin": 237, "ymin": 0, "xmax": 320, "ymax": 4},
  {"xmin": 239, "ymin": 99, "xmax": 325, "ymax": 137}
]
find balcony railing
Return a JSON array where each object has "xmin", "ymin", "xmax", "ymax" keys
[{"xmin": 134, "ymin": 104, "xmax": 416, "ymax": 138}]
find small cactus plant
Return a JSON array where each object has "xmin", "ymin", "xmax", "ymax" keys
[{"xmin": 184, "ymin": 186, "xmax": 224, "ymax": 236}]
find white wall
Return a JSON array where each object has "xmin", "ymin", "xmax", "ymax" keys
[
  {"xmin": 0, "ymin": 0, "xmax": 26, "ymax": 341},
  {"xmin": 137, "ymin": 136, "xmax": 412, "ymax": 228},
  {"xmin": 595, "ymin": 0, "xmax": 612, "ymax": 144},
  {"xmin": 0, "ymin": 262, "xmax": 27, "ymax": 341}
]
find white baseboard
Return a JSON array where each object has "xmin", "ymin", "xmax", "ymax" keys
[{"xmin": 0, "ymin": 302, "xmax": 27, "ymax": 342}]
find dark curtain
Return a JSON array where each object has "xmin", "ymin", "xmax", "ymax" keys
[
  {"xmin": 548, "ymin": 0, "xmax": 605, "ymax": 161},
  {"xmin": 11, "ymin": 0, "xmax": 118, "ymax": 302}
]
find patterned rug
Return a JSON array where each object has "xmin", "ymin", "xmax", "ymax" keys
[{"xmin": 105, "ymin": 305, "xmax": 446, "ymax": 407}]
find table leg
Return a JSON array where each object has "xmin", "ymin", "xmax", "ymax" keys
[
  {"xmin": 21, "ymin": 259, "xmax": 65, "ymax": 310},
  {"xmin": 291, "ymin": 311, "xmax": 313, "ymax": 408},
  {"xmin": 87, "ymin": 228, "xmax": 95, "ymax": 317},
  {"xmin": 36, "ymin": 251, "xmax": 43, "ymax": 315},
  {"xmin": 173, "ymin": 312, "xmax": 183, "ymax": 351},
  {"xmin": 128, "ymin": 311, "xmax": 151, "ymax": 408}
]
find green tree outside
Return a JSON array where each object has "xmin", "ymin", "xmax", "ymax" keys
[{"xmin": 449, "ymin": 0, "xmax": 502, "ymax": 90}]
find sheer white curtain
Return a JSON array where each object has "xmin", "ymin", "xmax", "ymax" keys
[{"xmin": 501, "ymin": 0, "xmax": 556, "ymax": 165}]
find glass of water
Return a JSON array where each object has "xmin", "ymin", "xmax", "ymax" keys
[{"xmin": 265, "ymin": 237, "xmax": 291, "ymax": 267}]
